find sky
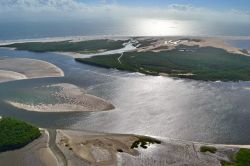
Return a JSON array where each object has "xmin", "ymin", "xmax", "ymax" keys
[
  {"xmin": 0, "ymin": 0, "xmax": 250, "ymax": 38},
  {"xmin": 80, "ymin": 0, "xmax": 250, "ymax": 11},
  {"xmin": 1, "ymin": 0, "xmax": 249, "ymax": 22}
]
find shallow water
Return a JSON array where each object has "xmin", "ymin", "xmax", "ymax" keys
[
  {"xmin": 0, "ymin": 48, "xmax": 250, "ymax": 144},
  {"xmin": 227, "ymin": 40, "xmax": 250, "ymax": 50}
]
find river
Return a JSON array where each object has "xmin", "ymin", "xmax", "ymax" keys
[{"xmin": 0, "ymin": 40, "xmax": 250, "ymax": 145}]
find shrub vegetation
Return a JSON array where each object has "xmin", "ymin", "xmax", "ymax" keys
[{"xmin": 0, "ymin": 117, "xmax": 41, "ymax": 152}]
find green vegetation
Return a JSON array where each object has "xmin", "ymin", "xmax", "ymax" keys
[
  {"xmin": 0, "ymin": 117, "xmax": 41, "ymax": 152},
  {"xmin": 131, "ymin": 136, "xmax": 161, "ymax": 149},
  {"xmin": 200, "ymin": 146, "xmax": 217, "ymax": 153},
  {"xmin": 222, "ymin": 148, "xmax": 250, "ymax": 166},
  {"xmin": 76, "ymin": 45, "xmax": 250, "ymax": 81},
  {"xmin": 1, "ymin": 39, "xmax": 125, "ymax": 53}
]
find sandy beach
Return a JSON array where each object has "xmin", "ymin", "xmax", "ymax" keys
[
  {"xmin": 54, "ymin": 130, "xmax": 249, "ymax": 166},
  {"xmin": 0, "ymin": 128, "xmax": 249, "ymax": 166},
  {"xmin": 0, "ymin": 58, "xmax": 64, "ymax": 83},
  {"xmin": 5, "ymin": 83, "xmax": 115, "ymax": 112}
]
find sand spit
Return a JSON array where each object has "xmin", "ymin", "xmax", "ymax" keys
[
  {"xmin": 6, "ymin": 83, "xmax": 114, "ymax": 112},
  {"xmin": 54, "ymin": 130, "xmax": 250, "ymax": 166},
  {"xmin": 0, "ymin": 129, "xmax": 58, "ymax": 166},
  {"xmin": 0, "ymin": 58, "xmax": 64, "ymax": 83}
]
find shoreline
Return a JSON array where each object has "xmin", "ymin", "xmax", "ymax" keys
[
  {"xmin": 0, "ymin": 58, "xmax": 64, "ymax": 83},
  {"xmin": 0, "ymin": 129, "xmax": 58, "ymax": 166},
  {"xmin": 2, "ymin": 36, "xmax": 249, "ymax": 60},
  {"xmin": 1, "ymin": 35, "xmax": 250, "ymax": 45},
  {"xmin": 0, "ymin": 128, "xmax": 249, "ymax": 166},
  {"xmin": 47, "ymin": 130, "xmax": 250, "ymax": 166}
]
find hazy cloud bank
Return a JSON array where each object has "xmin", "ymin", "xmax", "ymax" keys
[{"xmin": 0, "ymin": 0, "xmax": 249, "ymax": 23}]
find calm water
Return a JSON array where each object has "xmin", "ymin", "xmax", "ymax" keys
[
  {"xmin": 1, "ymin": 43, "xmax": 250, "ymax": 145},
  {"xmin": 227, "ymin": 40, "xmax": 250, "ymax": 50},
  {"xmin": 1, "ymin": 20, "xmax": 250, "ymax": 40}
]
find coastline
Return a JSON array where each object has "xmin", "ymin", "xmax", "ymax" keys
[
  {"xmin": 1, "ymin": 35, "xmax": 250, "ymax": 58},
  {"xmin": 1, "ymin": 128, "xmax": 248, "ymax": 166}
]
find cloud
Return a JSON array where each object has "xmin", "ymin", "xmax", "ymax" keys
[{"xmin": 0, "ymin": 0, "xmax": 249, "ymax": 23}]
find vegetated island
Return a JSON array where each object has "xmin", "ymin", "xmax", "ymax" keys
[
  {"xmin": 76, "ymin": 45, "xmax": 250, "ymax": 81},
  {"xmin": 0, "ymin": 117, "xmax": 41, "ymax": 152},
  {"xmin": 1, "ymin": 39, "xmax": 126, "ymax": 53}
]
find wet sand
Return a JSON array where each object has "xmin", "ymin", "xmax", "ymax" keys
[
  {"xmin": 55, "ymin": 130, "xmax": 248, "ymax": 166},
  {"xmin": 5, "ymin": 83, "xmax": 115, "ymax": 112},
  {"xmin": 0, "ymin": 58, "xmax": 64, "ymax": 83},
  {"xmin": 56, "ymin": 130, "xmax": 139, "ymax": 165},
  {"xmin": 0, "ymin": 70, "xmax": 27, "ymax": 83},
  {"xmin": 0, "ymin": 128, "xmax": 249, "ymax": 166}
]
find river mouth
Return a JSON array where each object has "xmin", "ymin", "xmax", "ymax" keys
[{"xmin": 0, "ymin": 46, "xmax": 250, "ymax": 145}]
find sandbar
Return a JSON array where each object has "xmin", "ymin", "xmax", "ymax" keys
[
  {"xmin": 0, "ymin": 58, "xmax": 64, "ymax": 83},
  {"xmin": 5, "ymin": 83, "xmax": 115, "ymax": 112}
]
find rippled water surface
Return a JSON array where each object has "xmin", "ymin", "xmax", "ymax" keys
[{"xmin": 0, "ymin": 47, "xmax": 250, "ymax": 144}]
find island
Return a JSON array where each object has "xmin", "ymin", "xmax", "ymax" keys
[
  {"xmin": 2, "ymin": 37, "xmax": 250, "ymax": 81},
  {"xmin": 1, "ymin": 39, "xmax": 126, "ymax": 53}
]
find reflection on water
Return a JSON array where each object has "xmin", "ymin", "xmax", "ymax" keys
[
  {"xmin": 133, "ymin": 19, "xmax": 191, "ymax": 36},
  {"xmin": 0, "ymin": 48, "xmax": 250, "ymax": 144}
]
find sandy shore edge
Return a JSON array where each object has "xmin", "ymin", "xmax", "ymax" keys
[{"xmin": 0, "ymin": 58, "xmax": 64, "ymax": 84}]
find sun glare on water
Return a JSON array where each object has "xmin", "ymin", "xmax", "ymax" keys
[{"xmin": 134, "ymin": 18, "xmax": 190, "ymax": 36}]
